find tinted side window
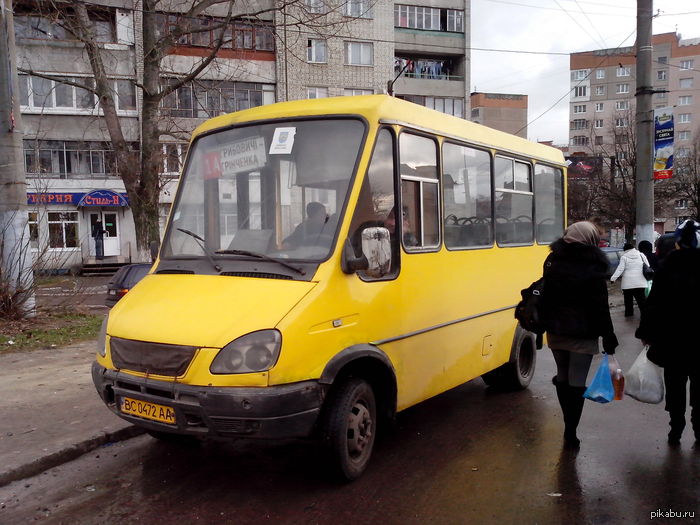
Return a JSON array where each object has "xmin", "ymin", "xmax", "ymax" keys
[
  {"xmin": 442, "ymin": 142, "xmax": 492, "ymax": 248},
  {"xmin": 495, "ymin": 156, "xmax": 533, "ymax": 245},
  {"xmin": 399, "ymin": 133, "xmax": 439, "ymax": 250},
  {"xmin": 534, "ymin": 164, "xmax": 564, "ymax": 243}
]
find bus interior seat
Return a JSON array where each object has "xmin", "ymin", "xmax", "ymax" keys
[{"xmin": 227, "ymin": 229, "xmax": 273, "ymax": 253}]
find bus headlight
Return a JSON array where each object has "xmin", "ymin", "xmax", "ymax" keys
[
  {"xmin": 97, "ymin": 316, "xmax": 108, "ymax": 357},
  {"xmin": 210, "ymin": 330, "xmax": 282, "ymax": 374}
]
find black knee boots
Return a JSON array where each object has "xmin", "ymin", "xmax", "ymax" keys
[{"xmin": 554, "ymin": 378, "xmax": 586, "ymax": 448}]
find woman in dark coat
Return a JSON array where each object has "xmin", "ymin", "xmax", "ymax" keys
[
  {"xmin": 636, "ymin": 219, "xmax": 700, "ymax": 445},
  {"xmin": 542, "ymin": 221, "xmax": 619, "ymax": 448}
]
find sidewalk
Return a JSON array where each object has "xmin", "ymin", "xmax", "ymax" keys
[
  {"xmin": 0, "ymin": 340, "xmax": 143, "ymax": 487},
  {"xmin": 0, "ymin": 283, "xmax": 630, "ymax": 488}
]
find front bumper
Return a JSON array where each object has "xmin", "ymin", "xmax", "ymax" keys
[{"xmin": 92, "ymin": 362, "xmax": 326, "ymax": 439}]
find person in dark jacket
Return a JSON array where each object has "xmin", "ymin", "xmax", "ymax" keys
[
  {"xmin": 636, "ymin": 219, "xmax": 700, "ymax": 445},
  {"xmin": 638, "ymin": 240, "xmax": 659, "ymax": 272},
  {"xmin": 542, "ymin": 221, "xmax": 619, "ymax": 448}
]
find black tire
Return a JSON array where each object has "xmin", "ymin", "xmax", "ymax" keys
[
  {"xmin": 482, "ymin": 338, "xmax": 536, "ymax": 390},
  {"xmin": 321, "ymin": 378, "xmax": 377, "ymax": 481}
]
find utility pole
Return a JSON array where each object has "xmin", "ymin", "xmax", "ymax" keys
[
  {"xmin": 0, "ymin": 0, "xmax": 34, "ymax": 316},
  {"xmin": 635, "ymin": 0, "xmax": 654, "ymax": 245}
]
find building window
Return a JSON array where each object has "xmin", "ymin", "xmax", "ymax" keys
[
  {"xmin": 680, "ymin": 78, "xmax": 694, "ymax": 89},
  {"xmin": 47, "ymin": 212, "xmax": 79, "ymax": 249},
  {"xmin": 395, "ymin": 57, "xmax": 456, "ymax": 80},
  {"xmin": 571, "ymin": 136, "xmax": 589, "ymax": 146},
  {"xmin": 679, "ymin": 113, "xmax": 691, "ymax": 124},
  {"xmin": 675, "ymin": 215, "xmax": 691, "ymax": 225},
  {"xmin": 595, "ymin": 136, "xmax": 604, "ymax": 145},
  {"xmin": 573, "ymin": 104, "xmax": 586, "ymax": 114},
  {"xmin": 307, "ymin": 87, "xmax": 328, "ymax": 98},
  {"xmin": 676, "ymin": 199, "xmax": 689, "ymax": 209},
  {"xmin": 307, "ymin": 39, "xmax": 327, "ymax": 63},
  {"xmin": 23, "ymin": 140, "xmax": 117, "ymax": 178},
  {"xmin": 681, "ymin": 59, "xmax": 694, "ymax": 70},
  {"xmin": 658, "ymin": 56, "xmax": 667, "ymax": 64},
  {"xmin": 679, "ymin": 95, "xmax": 693, "ymax": 106},
  {"xmin": 572, "ymin": 70, "xmax": 588, "ymax": 81},
  {"xmin": 594, "ymin": 119, "xmax": 604, "ymax": 128},
  {"xmin": 159, "ymin": 15, "xmax": 274, "ymax": 51},
  {"xmin": 161, "ymin": 79, "xmax": 274, "ymax": 117},
  {"xmin": 594, "ymin": 85, "xmax": 605, "ymax": 96},
  {"xmin": 574, "ymin": 86, "xmax": 587, "ymax": 97},
  {"xmin": 616, "ymin": 66, "xmax": 631, "ymax": 77},
  {"xmin": 678, "ymin": 131, "xmax": 691, "ymax": 141},
  {"xmin": 305, "ymin": 0, "xmax": 327, "ymax": 14},
  {"xmin": 344, "ymin": 88, "xmax": 373, "ymax": 96},
  {"xmin": 615, "ymin": 100, "xmax": 629, "ymax": 111},
  {"xmin": 18, "ymin": 75, "xmax": 137, "ymax": 114},
  {"xmin": 595, "ymin": 102, "xmax": 604, "ymax": 112},
  {"xmin": 596, "ymin": 69, "xmax": 605, "ymax": 79},
  {"xmin": 655, "ymin": 92, "xmax": 667, "ymax": 100},
  {"xmin": 14, "ymin": 8, "xmax": 116, "ymax": 43},
  {"xmin": 394, "ymin": 5, "xmax": 462, "ymax": 32},
  {"xmin": 657, "ymin": 70, "xmax": 667, "ymax": 81},
  {"xmin": 571, "ymin": 119, "xmax": 588, "ymax": 130},
  {"xmin": 615, "ymin": 118, "xmax": 628, "ymax": 127},
  {"xmin": 162, "ymin": 143, "xmax": 188, "ymax": 175},
  {"xmin": 344, "ymin": 41, "xmax": 373, "ymax": 66},
  {"xmin": 399, "ymin": 95, "xmax": 463, "ymax": 118},
  {"xmin": 344, "ymin": 0, "xmax": 372, "ymax": 18},
  {"xmin": 616, "ymin": 83, "xmax": 630, "ymax": 94}
]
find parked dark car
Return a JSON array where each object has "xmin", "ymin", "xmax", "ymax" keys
[
  {"xmin": 105, "ymin": 263, "xmax": 152, "ymax": 307},
  {"xmin": 601, "ymin": 246, "xmax": 624, "ymax": 279}
]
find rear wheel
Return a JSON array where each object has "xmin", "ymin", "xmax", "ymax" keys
[
  {"xmin": 321, "ymin": 378, "xmax": 377, "ymax": 481},
  {"xmin": 482, "ymin": 338, "xmax": 536, "ymax": 390}
]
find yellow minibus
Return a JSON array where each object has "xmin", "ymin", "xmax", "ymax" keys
[{"xmin": 92, "ymin": 95, "xmax": 565, "ymax": 480}]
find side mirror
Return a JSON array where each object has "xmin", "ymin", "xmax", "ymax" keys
[
  {"xmin": 341, "ymin": 238, "xmax": 368, "ymax": 274},
  {"xmin": 361, "ymin": 227, "xmax": 391, "ymax": 277}
]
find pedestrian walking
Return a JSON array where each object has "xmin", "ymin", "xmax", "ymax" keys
[
  {"xmin": 638, "ymin": 240, "xmax": 659, "ymax": 272},
  {"xmin": 610, "ymin": 242, "xmax": 650, "ymax": 317},
  {"xmin": 541, "ymin": 221, "xmax": 618, "ymax": 448},
  {"xmin": 636, "ymin": 219, "xmax": 700, "ymax": 445}
]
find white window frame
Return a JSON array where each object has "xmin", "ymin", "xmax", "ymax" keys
[
  {"xmin": 571, "ymin": 136, "xmax": 589, "ymax": 146},
  {"xmin": 571, "ymin": 119, "xmax": 587, "ymax": 130},
  {"xmin": 573, "ymin": 104, "xmax": 586, "ymax": 114},
  {"xmin": 679, "ymin": 113, "xmax": 691, "ymax": 124},
  {"xmin": 679, "ymin": 95, "xmax": 693, "ymax": 106},
  {"xmin": 306, "ymin": 39, "xmax": 327, "ymax": 63},
  {"xmin": 305, "ymin": 0, "xmax": 327, "ymax": 14},
  {"xmin": 680, "ymin": 59, "xmax": 694, "ymax": 70},
  {"xmin": 594, "ymin": 85, "xmax": 605, "ymax": 96},
  {"xmin": 678, "ymin": 131, "xmax": 690, "ymax": 141},
  {"xmin": 594, "ymin": 119, "xmax": 604, "ymax": 129},
  {"xmin": 307, "ymin": 87, "xmax": 328, "ymax": 99},
  {"xmin": 676, "ymin": 199, "xmax": 689, "ymax": 209},
  {"xmin": 615, "ymin": 118, "xmax": 628, "ymax": 128},
  {"xmin": 616, "ymin": 66, "xmax": 631, "ymax": 77},
  {"xmin": 616, "ymin": 83, "xmax": 630, "ymax": 94},
  {"xmin": 680, "ymin": 78, "xmax": 694, "ymax": 89},
  {"xmin": 344, "ymin": 0, "xmax": 373, "ymax": 18},
  {"xmin": 344, "ymin": 41, "xmax": 373, "ymax": 66},
  {"xmin": 572, "ymin": 69, "xmax": 588, "ymax": 81},
  {"xmin": 162, "ymin": 143, "xmax": 188, "ymax": 175},
  {"xmin": 615, "ymin": 100, "xmax": 629, "ymax": 111},
  {"xmin": 595, "ymin": 102, "xmax": 604, "ymax": 112},
  {"xmin": 573, "ymin": 86, "xmax": 587, "ymax": 97},
  {"xmin": 657, "ymin": 70, "xmax": 667, "ymax": 81},
  {"xmin": 343, "ymin": 88, "xmax": 373, "ymax": 96},
  {"xmin": 47, "ymin": 211, "xmax": 79, "ymax": 250},
  {"xmin": 446, "ymin": 10, "xmax": 464, "ymax": 32},
  {"xmin": 596, "ymin": 69, "xmax": 605, "ymax": 79}
]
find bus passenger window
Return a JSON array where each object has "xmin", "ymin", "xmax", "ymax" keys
[
  {"xmin": 399, "ymin": 133, "xmax": 439, "ymax": 250},
  {"xmin": 442, "ymin": 142, "xmax": 492, "ymax": 248},
  {"xmin": 495, "ymin": 156, "xmax": 533, "ymax": 245},
  {"xmin": 534, "ymin": 164, "xmax": 564, "ymax": 243}
]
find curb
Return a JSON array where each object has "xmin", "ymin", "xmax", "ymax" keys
[{"xmin": 0, "ymin": 425, "xmax": 145, "ymax": 488}]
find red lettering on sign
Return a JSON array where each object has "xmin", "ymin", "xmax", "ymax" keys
[{"xmin": 204, "ymin": 151, "xmax": 222, "ymax": 180}]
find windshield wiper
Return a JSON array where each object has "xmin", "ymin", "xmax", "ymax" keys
[
  {"xmin": 215, "ymin": 249, "xmax": 306, "ymax": 276},
  {"xmin": 176, "ymin": 228, "xmax": 222, "ymax": 273}
]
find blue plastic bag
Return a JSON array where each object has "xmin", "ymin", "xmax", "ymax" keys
[{"xmin": 584, "ymin": 353, "xmax": 615, "ymax": 403}]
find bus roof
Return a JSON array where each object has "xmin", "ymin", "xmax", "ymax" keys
[{"xmin": 192, "ymin": 95, "xmax": 566, "ymax": 166}]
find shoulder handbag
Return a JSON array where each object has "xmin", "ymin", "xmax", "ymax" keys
[
  {"xmin": 640, "ymin": 254, "xmax": 654, "ymax": 280},
  {"xmin": 514, "ymin": 277, "xmax": 546, "ymax": 335}
]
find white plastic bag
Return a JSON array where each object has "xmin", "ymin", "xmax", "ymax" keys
[{"xmin": 624, "ymin": 346, "xmax": 665, "ymax": 404}]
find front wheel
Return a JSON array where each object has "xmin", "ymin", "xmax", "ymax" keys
[
  {"xmin": 321, "ymin": 378, "xmax": 377, "ymax": 481},
  {"xmin": 482, "ymin": 338, "xmax": 536, "ymax": 390}
]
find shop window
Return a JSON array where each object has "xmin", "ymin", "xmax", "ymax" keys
[{"xmin": 47, "ymin": 212, "xmax": 79, "ymax": 249}]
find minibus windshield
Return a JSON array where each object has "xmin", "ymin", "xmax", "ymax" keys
[{"xmin": 163, "ymin": 118, "xmax": 366, "ymax": 264}]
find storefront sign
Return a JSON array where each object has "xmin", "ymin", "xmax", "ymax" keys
[
  {"xmin": 203, "ymin": 137, "xmax": 267, "ymax": 179},
  {"xmin": 653, "ymin": 108, "xmax": 674, "ymax": 180},
  {"xmin": 27, "ymin": 190, "xmax": 129, "ymax": 207}
]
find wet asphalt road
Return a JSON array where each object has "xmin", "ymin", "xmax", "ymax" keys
[{"xmin": 1, "ymin": 306, "xmax": 698, "ymax": 525}]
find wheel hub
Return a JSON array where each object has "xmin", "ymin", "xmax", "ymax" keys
[{"xmin": 347, "ymin": 402, "xmax": 372, "ymax": 456}]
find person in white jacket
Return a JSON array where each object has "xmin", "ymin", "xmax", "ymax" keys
[{"xmin": 610, "ymin": 242, "xmax": 650, "ymax": 317}]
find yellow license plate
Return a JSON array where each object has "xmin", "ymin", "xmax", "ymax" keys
[{"xmin": 120, "ymin": 397, "xmax": 176, "ymax": 425}]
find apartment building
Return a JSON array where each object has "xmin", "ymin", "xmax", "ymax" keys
[
  {"xmin": 568, "ymin": 32, "xmax": 700, "ymax": 232},
  {"xmin": 14, "ymin": 0, "xmax": 471, "ymax": 271},
  {"xmin": 470, "ymin": 92, "xmax": 527, "ymax": 138}
]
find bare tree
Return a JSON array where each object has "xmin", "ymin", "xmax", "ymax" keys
[{"xmin": 662, "ymin": 130, "xmax": 700, "ymax": 220}]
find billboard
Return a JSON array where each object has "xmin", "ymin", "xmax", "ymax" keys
[{"xmin": 653, "ymin": 108, "xmax": 674, "ymax": 180}]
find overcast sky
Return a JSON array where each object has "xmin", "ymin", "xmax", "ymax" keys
[{"xmin": 471, "ymin": 0, "xmax": 700, "ymax": 144}]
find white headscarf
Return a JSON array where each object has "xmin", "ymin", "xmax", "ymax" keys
[{"xmin": 563, "ymin": 221, "xmax": 600, "ymax": 247}]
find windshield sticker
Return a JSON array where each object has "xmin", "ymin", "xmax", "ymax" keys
[
  {"xmin": 204, "ymin": 137, "xmax": 267, "ymax": 179},
  {"xmin": 269, "ymin": 127, "xmax": 296, "ymax": 155}
]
